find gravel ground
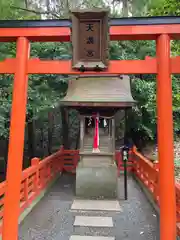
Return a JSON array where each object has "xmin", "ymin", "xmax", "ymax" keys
[{"xmin": 19, "ymin": 173, "xmax": 159, "ymax": 240}]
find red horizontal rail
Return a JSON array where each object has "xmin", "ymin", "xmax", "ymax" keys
[
  {"xmin": 1, "ymin": 57, "xmax": 180, "ymax": 74},
  {"xmin": 0, "ymin": 25, "xmax": 180, "ymax": 42},
  {"xmin": 27, "ymin": 58, "xmax": 156, "ymax": 74}
]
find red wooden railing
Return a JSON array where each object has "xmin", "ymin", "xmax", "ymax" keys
[
  {"xmin": 62, "ymin": 149, "xmax": 79, "ymax": 172},
  {"xmin": 115, "ymin": 149, "xmax": 134, "ymax": 175},
  {"xmin": 61, "ymin": 149, "xmax": 133, "ymax": 174},
  {"xmin": 0, "ymin": 146, "xmax": 132, "ymax": 235},
  {"xmin": 0, "ymin": 146, "xmax": 179, "ymax": 236},
  {"xmin": 132, "ymin": 146, "xmax": 180, "ymax": 235},
  {"xmin": 0, "ymin": 146, "xmax": 64, "ymax": 234}
]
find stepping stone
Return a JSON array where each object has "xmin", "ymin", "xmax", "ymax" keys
[
  {"xmin": 70, "ymin": 236, "xmax": 115, "ymax": 240},
  {"xmin": 74, "ymin": 216, "xmax": 113, "ymax": 227},
  {"xmin": 71, "ymin": 200, "xmax": 121, "ymax": 211}
]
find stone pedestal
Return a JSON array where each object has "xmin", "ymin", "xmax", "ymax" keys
[{"xmin": 76, "ymin": 159, "xmax": 118, "ymax": 199}]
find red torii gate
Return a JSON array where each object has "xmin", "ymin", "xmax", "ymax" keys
[{"xmin": 0, "ymin": 16, "xmax": 178, "ymax": 240}]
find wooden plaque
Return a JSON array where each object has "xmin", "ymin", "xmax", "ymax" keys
[{"xmin": 71, "ymin": 8, "xmax": 109, "ymax": 71}]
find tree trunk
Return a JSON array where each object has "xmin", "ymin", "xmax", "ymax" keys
[
  {"xmin": 48, "ymin": 111, "xmax": 54, "ymax": 155},
  {"xmin": 46, "ymin": 0, "xmax": 51, "ymax": 11},
  {"xmin": 27, "ymin": 113, "xmax": 36, "ymax": 159},
  {"xmin": 24, "ymin": 0, "xmax": 28, "ymax": 8},
  {"xmin": 122, "ymin": 0, "xmax": 129, "ymax": 17},
  {"xmin": 131, "ymin": 0, "xmax": 137, "ymax": 16},
  {"xmin": 60, "ymin": 106, "xmax": 69, "ymax": 149},
  {"xmin": 3, "ymin": 137, "xmax": 9, "ymax": 180},
  {"xmin": 4, "ymin": 112, "xmax": 10, "ymax": 161},
  {"xmin": 71, "ymin": 0, "xmax": 80, "ymax": 8},
  {"xmin": 75, "ymin": 127, "xmax": 80, "ymax": 149},
  {"xmin": 40, "ymin": 121, "xmax": 44, "ymax": 158},
  {"xmin": 4, "ymin": 112, "xmax": 10, "ymax": 180}
]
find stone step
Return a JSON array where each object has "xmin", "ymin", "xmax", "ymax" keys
[
  {"xmin": 70, "ymin": 236, "xmax": 115, "ymax": 240},
  {"xmin": 84, "ymin": 144, "xmax": 112, "ymax": 148},
  {"xmin": 84, "ymin": 142, "xmax": 112, "ymax": 146},
  {"xmin": 82, "ymin": 151, "xmax": 112, "ymax": 154},
  {"xmin": 84, "ymin": 139, "xmax": 112, "ymax": 143},
  {"xmin": 73, "ymin": 226, "xmax": 115, "ymax": 238},
  {"xmin": 84, "ymin": 143, "xmax": 111, "ymax": 146},
  {"xmin": 81, "ymin": 163, "xmax": 114, "ymax": 168},
  {"xmin": 74, "ymin": 216, "xmax": 113, "ymax": 227},
  {"xmin": 81, "ymin": 161, "xmax": 113, "ymax": 167},
  {"xmin": 81, "ymin": 162, "xmax": 114, "ymax": 168},
  {"xmin": 84, "ymin": 141, "xmax": 112, "ymax": 145},
  {"xmin": 84, "ymin": 145, "xmax": 112, "ymax": 148},
  {"xmin": 81, "ymin": 160, "xmax": 113, "ymax": 165},
  {"xmin": 84, "ymin": 136, "xmax": 111, "ymax": 139},
  {"xmin": 71, "ymin": 200, "xmax": 121, "ymax": 211},
  {"xmin": 82, "ymin": 148, "xmax": 112, "ymax": 152},
  {"xmin": 81, "ymin": 155, "xmax": 113, "ymax": 160},
  {"xmin": 84, "ymin": 144, "xmax": 112, "ymax": 147},
  {"xmin": 84, "ymin": 139, "xmax": 110, "ymax": 142},
  {"xmin": 83, "ymin": 146, "xmax": 112, "ymax": 150},
  {"xmin": 83, "ymin": 146, "xmax": 112, "ymax": 149},
  {"xmin": 80, "ymin": 152, "xmax": 114, "ymax": 157}
]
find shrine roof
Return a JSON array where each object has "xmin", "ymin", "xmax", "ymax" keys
[{"xmin": 60, "ymin": 75, "xmax": 136, "ymax": 107}]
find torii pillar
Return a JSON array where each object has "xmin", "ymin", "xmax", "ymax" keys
[
  {"xmin": 156, "ymin": 34, "xmax": 176, "ymax": 240},
  {"xmin": 2, "ymin": 37, "xmax": 29, "ymax": 240}
]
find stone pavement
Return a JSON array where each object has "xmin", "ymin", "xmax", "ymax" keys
[{"xmin": 19, "ymin": 173, "xmax": 159, "ymax": 240}]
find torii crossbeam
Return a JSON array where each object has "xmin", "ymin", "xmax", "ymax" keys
[{"xmin": 0, "ymin": 15, "xmax": 178, "ymax": 240}]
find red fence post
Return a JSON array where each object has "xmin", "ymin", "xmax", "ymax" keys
[
  {"xmin": 24, "ymin": 178, "xmax": 29, "ymax": 203},
  {"xmin": 2, "ymin": 37, "xmax": 30, "ymax": 240},
  {"xmin": 156, "ymin": 34, "xmax": 176, "ymax": 240},
  {"xmin": 60, "ymin": 145, "xmax": 64, "ymax": 171},
  {"xmin": 31, "ymin": 158, "xmax": 40, "ymax": 193}
]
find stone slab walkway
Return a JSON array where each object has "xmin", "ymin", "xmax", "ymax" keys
[{"xmin": 19, "ymin": 173, "xmax": 159, "ymax": 240}]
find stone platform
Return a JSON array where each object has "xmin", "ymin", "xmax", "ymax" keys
[
  {"xmin": 76, "ymin": 128, "xmax": 117, "ymax": 199},
  {"xmin": 76, "ymin": 161, "xmax": 118, "ymax": 199}
]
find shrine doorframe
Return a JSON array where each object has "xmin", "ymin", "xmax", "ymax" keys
[{"xmin": 0, "ymin": 17, "xmax": 178, "ymax": 240}]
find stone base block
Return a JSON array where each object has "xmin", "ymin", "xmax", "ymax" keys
[{"xmin": 76, "ymin": 163, "xmax": 118, "ymax": 199}]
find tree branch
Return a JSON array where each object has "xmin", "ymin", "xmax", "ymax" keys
[{"xmin": 11, "ymin": 5, "xmax": 60, "ymax": 18}]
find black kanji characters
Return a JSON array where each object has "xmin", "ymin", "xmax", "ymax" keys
[
  {"xmin": 86, "ymin": 50, "xmax": 94, "ymax": 57},
  {"xmin": 87, "ymin": 36, "xmax": 94, "ymax": 44},
  {"xmin": 86, "ymin": 23, "xmax": 94, "ymax": 31}
]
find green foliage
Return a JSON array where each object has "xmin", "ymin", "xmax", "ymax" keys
[
  {"xmin": 110, "ymin": 40, "xmax": 156, "ymax": 60},
  {"xmin": 127, "ymin": 78, "xmax": 157, "ymax": 141},
  {"xmin": 129, "ymin": 0, "xmax": 163, "ymax": 16},
  {"xmin": 0, "ymin": 27, "xmax": 71, "ymax": 138},
  {"xmin": 172, "ymin": 77, "xmax": 180, "ymax": 132},
  {"xmin": 147, "ymin": 0, "xmax": 180, "ymax": 138},
  {"xmin": 0, "ymin": 0, "xmax": 180, "ymax": 146},
  {"xmin": 0, "ymin": 74, "xmax": 12, "ymax": 137},
  {"xmin": 0, "ymin": 41, "xmax": 70, "ymax": 137},
  {"xmin": 148, "ymin": 0, "xmax": 180, "ymax": 16},
  {"xmin": 109, "ymin": 38, "xmax": 180, "ymax": 142},
  {"xmin": 0, "ymin": 0, "xmax": 39, "ymax": 19}
]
